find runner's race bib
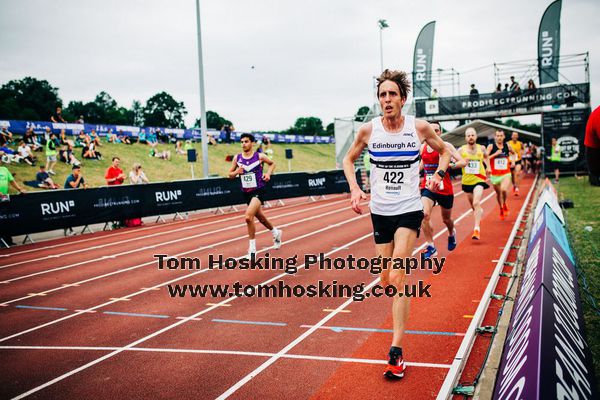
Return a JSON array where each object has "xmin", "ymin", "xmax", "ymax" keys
[
  {"xmin": 376, "ymin": 168, "xmax": 408, "ymax": 198},
  {"xmin": 494, "ymin": 157, "xmax": 508, "ymax": 170},
  {"xmin": 465, "ymin": 160, "xmax": 480, "ymax": 174},
  {"xmin": 241, "ymin": 172, "xmax": 258, "ymax": 189},
  {"xmin": 426, "ymin": 173, "xmax": 444, "ymax": 191}
]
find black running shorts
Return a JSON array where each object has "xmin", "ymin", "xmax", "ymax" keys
[
  {"xmin": 243, "ymin": 187, "xmax": 266, "ymax": 205},
  {"xmin": 370, "ymin": 210, "xmax": 424, "ymax": 244},
  {"xmin": 462, "ymin": 182, "xmax": 489, "ymax": 193},
  {"xmin": 421, "ymin": 189, "xmax": 454, "ymax": 209}
]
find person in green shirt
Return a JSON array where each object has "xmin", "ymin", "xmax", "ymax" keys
[
  {"xmin": 548, "ymin": 137, "xmax": 561, "ymax": 184},
  {"xmin": 45, "ymin": 132, "xmax": 58, "ymax": 175},
  {"xmin": 0, "ymin": 166, "xmax": 25, "ymax": 247},
  {"xmin": 0, "ymin": 165, "xmax": 24, "ymax": 197}
]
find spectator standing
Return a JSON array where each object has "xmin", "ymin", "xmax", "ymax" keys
[
  {"xmin": 50, "ymin": 107, "xmax": 66, "ymax": 123},
  {"xmin": 509, "ymin": 76, "xmax": 521, "ymax": 93},
  {"xmin": 129, "ymin": 163, "xmax": 149, "ymax": 184},
  {"xmin": 105, "ymin": 157, "xmax": 126, "ymax": 185},
  {"xmin": 222, "ymin": 124, "xmax": 232, "ymax": 144},
  {"xmin": 45, "ymin": 132, "xmax": 59, "ymax": 175},
  {"xmin": 76, "ymin": 115, "xmax": 85, "ymax": 124},
  {"xmin": 548, "ymin": 137, "xmax": 561, "ymax": 183},
  {"xmin": 469, "ymin": 84, "xmax": 479, "ymax": 100},
  {"xmin": 0, "ymin": 165, "xmax": 25, "ymax": 246},
  {"xmin": 430, "ymin": 88, "xmax": 438, "ymax": 99}
]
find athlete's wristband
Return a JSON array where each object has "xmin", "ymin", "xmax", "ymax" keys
[{"xmin": 436, "ymin": 170, "xmax": 446, "ymax": 179}]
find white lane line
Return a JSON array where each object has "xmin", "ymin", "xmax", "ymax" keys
[
  {"xmin": 0, "ymin": 195, "xmax": 326, "ymax": 258},
  {"xmin": 0, "ymin": 200, "xmax": 354, "ymax": 306},
  {"xmin": 0, "ymin": 204, "xmax": 368, "ymax": 343},
  {"xmin": 8, "ymin": 214, "xmax": 372, "ymax": 400},
  {"xmin": 1, "ymin": 198, "xmax": 347, "ymax": 283},
  {"xmin": 0, "ymin": 345, "xmax": 450, "ymax": 369},
  {"xmin": 0, "ymin": 196, "xmax": 340, "ymax": 269},
  {"xmin": 216, "ymin": 191, "xmax": 496, "ymax": 399}
]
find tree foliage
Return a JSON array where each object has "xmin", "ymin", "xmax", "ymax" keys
[
  {"xmin": 0, "ymin": 77, "xmax": 61, "ymax": 120},
  {"xmin": 143, "ymin": 91, "xmax": 187, "ymax": 128},
  {"xmin": 194, "ymin": 110, "xmax": 233, "ymax": 130},
  {"xmin": 355, "ymin": 105, "xmax": 370, "ymax": 122},
  {"xmin": 289, "ymin": 117, "xmax": 324, "ymax": 136}
]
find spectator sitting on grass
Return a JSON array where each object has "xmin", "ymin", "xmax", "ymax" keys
[
  {"xmin": 105, "ymin": 156, "xmax": 126, "ymax": 185},
  {"xmin": 36, "ymin": 165, "xmax": 59, "ymax": 189},
  {"xmin": 147, "ymin": 130, "xmax": 158, "ymax": 147},
  {"xmin": 0, "ymin": 144, "xmax": 21, "ymax": 164},
  {"xmin": 107, "ymin": 129, "xmax": 120, "ymax": 143},
  {"xmin": 82, "ymin": 140, "xmax": 101, "ymax": 160},
  {"xmin": 23, "ymin": 128, "xmax": 42, "ymax": 152},
  {"xmin": 75, "ymin": 131, "xmax": 87, "ymax": 147},
  {"xmin": 17, "ymin": 141, "xmax": 36, "ymax": 166},
  {"xmin": 1, "ymin": 127, "xmax": 14, "ymax": 146},
  {"xmin": 156, "ymin": 128, "xmax": 168, "ymax": 143},
  {"xmin": 150, "ymin": 147, "xmax": 171, "ymax": 160},
  {"xmin": 59, "ymin": 144, "xmax": 81, "ymax": 166},
  {"xmin": 118, "ymin": 130, "xmax": 132, "ymax": 145},
  {"xmin": 59, "ymin": 129, "xmax": 75, "ymax": 147},
  {"xmin": 129, "ymin": 163, "xmax": 149, "ymax": 184},
  {"xmin": 138, "ymin": 129, "xmax": 148, "ymax": 144},
  {"xmin": 175, "ymin": 140, "xmax": 186, "ymax": 155},
  {"xmin": 90, "ymin": 130, "xmax": 102, "ymax": 147}
]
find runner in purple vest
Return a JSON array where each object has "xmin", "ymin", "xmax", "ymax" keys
[{"xmin": 228, "ymin": 133, "xmax": 282, "ymax": 257}]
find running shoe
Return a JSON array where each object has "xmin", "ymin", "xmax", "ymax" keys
[
  {"xmin": 245, "ymin": 245, "xmax": 257, "ymax": 259},
  {"xmin": 499, "ymin": 207, "xmax": 505, "ymax": 220},
  {"xmin": 448, "ymin": 230, "xmax": 457, "ymax": 251},
  {"xmin": 472, "ymin": 228, "xmax": 480, "ymax": 240},
  {"xmin": 273, "ymin": 229, "xmax": 282, "ymax": 249},
  {"xmin": 514, "ymin": 187, "xmax": 520, "ymax": 196},
  {"xmin": 384, "ymin": 356, "xmax": 405, "ymax": 379},
  {"xmin": 502, "ymin": 203, "xmax": 509, "ymax": 217},
  {"xmin": 423, "ymin": 245, "xmax": 438, "ymax": 259}
]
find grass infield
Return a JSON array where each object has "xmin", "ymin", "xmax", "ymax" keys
[
  {"xmin": 557, "ymin": 176, "xmax": 600, "ymax": 390},
  {"xmin": 6, "ymin": 141, "xmax": 335, "ymax": 193}
]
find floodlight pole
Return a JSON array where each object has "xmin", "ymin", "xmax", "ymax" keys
[
  {"xmin": 378, "ymin": 19, "xmax": 389, "ymax": 73},
  {"xmin": 195, "ymin": 0, "xmax": 209, "ymax": 178}
]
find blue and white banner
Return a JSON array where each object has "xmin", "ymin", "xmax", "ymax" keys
[{"xmin": 0, "ymin": 120, "xmax": 335, "ymax": 144}]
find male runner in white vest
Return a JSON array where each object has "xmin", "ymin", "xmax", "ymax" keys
[{"xmin": 343, "ymin": 69, "xmax": 450, "ymax": 379}]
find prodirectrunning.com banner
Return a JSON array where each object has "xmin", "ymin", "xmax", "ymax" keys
[
  {"xmin": 415, "ymin": 83, "xmax": 590, "ymax": 118},
  {"xmin": 0, "ymin": 170, "xmax": 355, "ymax": 237}
]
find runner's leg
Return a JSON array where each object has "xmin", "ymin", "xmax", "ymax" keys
[
  {"xmin": 472, "ymin": 185, "xmax": 484, "ymax": 229},
  {"xmin": 389, "ymin": 227, "xmax": 418, "ymax": 347},
  {"xmin": 420, "ymin": 196, "xmax": 435, "ymax": 246},
  {"xmin": 441, "ymin": 206, "xmax": 455, "ymax": 235},
  {"xmin": 244, "ymin": 197, "xmax": 262, "ymax": 239}
]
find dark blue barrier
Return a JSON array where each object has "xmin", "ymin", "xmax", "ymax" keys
[{"xmin": 0, "ymin": 170, "xmax": 357, "ymax": 237}]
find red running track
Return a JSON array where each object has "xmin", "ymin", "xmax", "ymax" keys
[{"xmin": 0, "ymin": 176, "xmax": 534, "ymax": 399}]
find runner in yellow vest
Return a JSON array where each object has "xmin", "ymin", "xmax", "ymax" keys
[
  {"xmin": 508, "ymin": 132, "xmax": 524, "ymax": 196},
  {"xmin": 460, "ymin": 128, "xmax": 490, "ymax": 240}
]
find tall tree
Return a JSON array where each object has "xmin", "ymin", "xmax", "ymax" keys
[
  {"xmin": 0, "ymin": 77, "xmax": 61, "ymax": 120},
  {"xmin": 143, "ymin": 91, "xmax": 187, "ymax": 128},
  {"xmin": 326, "ymin": 122, "xmax": 334, "ymax": 136},
  {"xmin": 131, "ymin": 100, "xmax": 144, "ymax": 126},
  {"xmin": 194, "ymin": 110, "xmax": 233, "ymax": 130},
  {"xmin": 290, "ymin": 117, "xmax": 323, "ymax": 136},
  {"xmin": 355, "ymin": 105, "xmax": 370, "ymax": 122}
]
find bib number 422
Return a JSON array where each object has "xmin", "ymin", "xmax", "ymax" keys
[{"xmin": 383, "ymin": 171, "xmax": 404, "ymax": 184}]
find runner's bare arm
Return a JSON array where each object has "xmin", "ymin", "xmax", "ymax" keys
[
  {"xmin": 447, "ymin": 142, "xmax": 467, "ymax": 169},
  {"xmin": 259, "ymin": 153, "xmax": 275, "ymax": 181},
  {"xmin": 416, "ymin": 120, "xmax": 450, "ymax": 189},
  {"xmin": 343, "ymin": 123, "xmax": 370, "ymax": 214},
  {"xmin": 228, "ymin": 158, "xmax": 243, "ymax": 179},
  {"xmin": 482, "ymin": 145, "xmax": 492, "ymax": 175}
]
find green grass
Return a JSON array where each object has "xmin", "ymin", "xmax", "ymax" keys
[
  {"xmin": 6, "ymin": 141, "xmax": 335, "ymax": 193},
  {"xmin": 557, "ymin": 176, "xmax": 600, "ymax": 390}
]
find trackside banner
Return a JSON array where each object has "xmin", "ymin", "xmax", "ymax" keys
[
  {"xmin": 412, "ymin": 21, "xmax": 436, "ymax": 99},
  {"xmin": 414, "ymin": 83, "xmax": 589, "ymax": 118},
  {"xmin": 0, "ymin": 120, "xmax": 335, "ymax": 144},
  {"xmin": 0, "ymin": 170, "xmax": 357, "ymax": 237},
  {"xmin": 492, "ymin": 184, "xmax": 597, "ymax": 400},
  {"xmin": 538, "ymin": 0, "xmax": 562, "ymax": 85}
]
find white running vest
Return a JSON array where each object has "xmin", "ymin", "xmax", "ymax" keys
[{"xmin": 368, "ymin": 116, "xmax": 422, "ymax": 216}]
